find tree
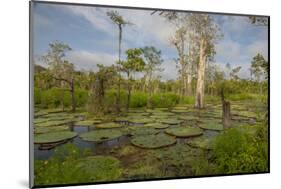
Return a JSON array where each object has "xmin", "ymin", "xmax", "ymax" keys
[
  {"xmin": 42, "ymin": 41, "xmax": 77, "ymax": 112},
  {"xmin": 118, "ymin": 48, "xmax": 145, "ymax": 110},
  {"xmin": 188, "ymin": 14, "xmax": 222, "ymax": 108},
  {"xmin": 230, "ymin": 66, "xmax": 242, "ymax": 81},
  {"xmin": 141, "ymin": 46, "xmax": 163, "ymax": 107},
  {"xmin": 250, "ymin": 53, "xmax": 268, "ymax": 94},
  {"xmin": 107, "ymin": 10, "xmax": 133, "ymax": 112},
  {"xmin": 88, "ymin": 65, "xmax": 117, "ymax": 114}
]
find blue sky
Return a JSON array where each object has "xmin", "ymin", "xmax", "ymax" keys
[{"xmin": 32, "ymin": 2, "xmax": 268, "ymax": 80}]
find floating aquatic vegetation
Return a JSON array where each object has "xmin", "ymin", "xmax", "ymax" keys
[
  {"xmin": 165, "ymin": 127, "xmax": 203, "ymax": 137},
  {"xmin": 35, "ymin": 120, "xmax": 73, "ymax": 127},
  {"xmin": 79, "ymin": 129, "xmax": 123, "ymax": 142},
  {"xmin": 144, "ymin": 123, "xmax": 170, "ymax": 129},
  {"xmin": 128, "ymin": 127, "xmax": 160, "ymax": 136},
  {"xmin": 158, "ymin": 118, "xmax": 182, "ymax": 125},
  {"xmin": 129, "ymin": 117, "xmax": 154, "ymax": 124},
  {"xmin": 199, "ymin": 122, "xmax": 223, "ymax": 131},
  {"xmin": 34, "ymin": 131, "xmax": 77, "ymax": 144},
  {"xmin": 187, "ymin": 136, "xmax": 215, "ymax": 150},
  {"xmin": 96, "ymin": 122, "xmax": 123, "ymax": 129},
  {"xmin": 131, "ymin": 133, "xmax": 177, "ymax": 149},
  {"xmin": 34, "ymin": 125, "xmax": 69, "ymax": 134}
]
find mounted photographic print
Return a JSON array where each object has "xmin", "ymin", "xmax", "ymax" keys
[{"xmin": 30, "ymin": 1, "xmax": 269, "ymax": 188}]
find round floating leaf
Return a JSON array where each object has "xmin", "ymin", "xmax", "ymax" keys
[
  {"xmin": 131, "ymin": 133, "xmax": 177, "ymax": 149},
  {"xmin": 165, "ymin": 127, "xmax": 203, "ymax": 137},
  {"xmin": 96, "ymin": 122, "xmax": 123, "ymax": 129},
  {"xmin": 199, "ymin": 122, "xmax": 223, "ymax": 131},
  {"xmin": 187, "ymin": 136, "xmax": 215, "ymax": 150},
  {"xmin": 35, "ymin": 120, "xmax": 73, "ymax": 127},
  {"xmin": 115, "ymin": 116, "xmax": 129, "ymax": 122},
  {"xmin": 34, "ymin": 125, "xmax": 69, "ymax": 134},
  {"xmin": 129, "ymin": 117, "xmax": 154, "ymax": 124},
  {"xmin": 74, "ymin": 156, "xmax": 122, "ymax": 182},
  {"xmin": 150, "ymin": 115, "xmax": 169, "ymax": 119},
  {"xmin": 144, "ymin": 123, "xmax": 170, "ymax": 129},
  {"xmin": 34, "ymin": 118, "xmax": 49, "ymax": 124},
  {"xmin": 79, "ymin": 129, "xmax": 123, "ymax": 142},
  {"xmin": 178, "ymin": 115, "xmax": 198, "ymax": 121},
  {"xmin": 128, "ymin": 127, "xmax": 160, "ymax": 136},
  {"xmin": 171, "ymin": 109, "xmax": 190, "ymax": 113},
  {"xmin": 34, "ymin": 131, "xmax": 77, "ymax": 144},
  {"xmin": 159, "ymin": 119, "xmax": 182, "ymax": 125}
]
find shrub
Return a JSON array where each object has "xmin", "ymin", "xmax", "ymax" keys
[
  {"xmin": 150, "ymin": 93, "xmax": 180, "ymax": 108},
  {"xmin": 213, "ymin": 126, "xmax": 268, "ymax": 174},
  {"xmin": 180, "ymin": 96, "xmax": 195, "ymax": 105},
  {"xmin": 130, "ymin": 91, "xmax": 147, "ymax": 108}
]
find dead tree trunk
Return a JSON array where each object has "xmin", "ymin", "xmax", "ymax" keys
[
  {"xmin": 70, "ymin": 79, "xmax": 76, "ymax": 113},
  {"xmin": 221, "ymin": 89, "xmax": 231, "ymax": 129}
]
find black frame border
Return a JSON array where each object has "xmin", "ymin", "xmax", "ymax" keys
[{"xmin": 29, "ymin": 0, "xmax": 270, "ymax": 188}]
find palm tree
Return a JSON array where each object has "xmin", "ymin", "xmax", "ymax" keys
[{"xmin": 107, "ymin": 10, "xmax": 133, "ymax": 112}]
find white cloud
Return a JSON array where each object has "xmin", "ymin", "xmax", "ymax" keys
[
  {"xmin": 67, "ymin": 50, "xmax": 117, "ymax": 71},
  {"xmin": 216, "ymin": 40, "xmax": 242, "ymax": 62}
]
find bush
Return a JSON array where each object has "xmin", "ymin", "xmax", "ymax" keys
[
  {"xmin": 150, "ymin": 93, "xmax": 180, "ymax": 108},
  {"xmin": 37, "ymin": 88, "xmax": 88, "ymax": 109},
  {"xmin": 130, "ymin": 91, "xmax": 147, "ymax": 108},
  {"xmin": 213, "ymin": 126, "xmax": 268, "ymax": 174},
  {"xmin": 180, "ymin": 96, "xmax": 195, "ymax": 105}
]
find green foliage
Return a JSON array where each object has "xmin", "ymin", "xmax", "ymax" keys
[
  {"xmin": 130, "ymin": 91, "xmax": 147, "ymax": 108},
  {"xmin": 34, "ymin": 144, "xmax": 122, "ymax": 186},
  {"xmin": 36, "ymin": 87, "xmax": 88, "ymax": 108},
  {"xmin": 150, "ymin": 93, "xmax": 180, "ymax": 108},
  {"xmin": 34, "ymin": 131, "xmax": 77, "ymax": 144},
  {"xmin": 213, "ymin": 126, "xmax": 268, "ymax": 173},
  {"xmin": 131, "ymin": 133, "xmax": 177, "ymax": 149}
]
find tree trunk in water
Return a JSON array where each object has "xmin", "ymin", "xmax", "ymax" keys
[
  {"xmin": 221, "ymin": 89, "xmax": 231, "ymax": 129},
  {"xmin": 70, "ymin": 79, "xmax": 76, "ymax": 113},
  {"xmin": 195, "ymin": 39, "xmax": 206, "ymax": 109},
  {"xmin": 186, "ymin": 71, "xmax": 192, "ymax": 96}
]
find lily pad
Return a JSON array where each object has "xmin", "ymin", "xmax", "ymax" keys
[
  {"xmin": 178, "ymin": 115, "xmax": 198, "ymax": 121},
  {"xmin": 165, "ymin": 127, "xmax": 203, "ymax": 137},
  {"xmin": 34, "ymin": 125, "xmax": 69, "ymax": 134},
  {"xmin": 128, "ymin": 127, "xmax": 160, "ymax": 136},
  {"xmin": 187, "ymin": 136, "xmax": 215, "ymax": 150},
  {"xmin": 159, "ymin": 119, "xmax": 182, "ymax": 125},
  {"xmin": 171, "ymin": 109, "xmax": 190, "ymax": 113},
  {"xmin": 144, "ymin": 123, "xmax": 170, "ymax": 129},
  {"xmin": 35, "ymin": 120, "xmax": 73, "ymax": 127},
  {"xmin": 131, "ymin": 133, "xmax": 177, "ymax": 149},
  {"xmin": 96, "ymin": 122, "xmax": 123, "ymax": 129},
  {"xmin": 199, "ymin": 122, "xmax": 223, "ymax": 131},
  {"xmin": 79, "ymin": 129, "xmax": 123, "ymax": 142},
  {"xmin": 129, "ymin": 118, "xmax": 154, "ymax": 124},
  {"xmin": 34, "ymin": 131, "xmax": 77, "ymax": 144},
  {"xmin": 75, "ymin": 119, "xmax": 102, "ymax": 126}
]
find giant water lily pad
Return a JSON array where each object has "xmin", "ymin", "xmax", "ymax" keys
[
  {"xmin": 159, "ymin": 119, "xmax": 182, "ymax": 125},
  {"xmin": 129, "ymin": 118, "xmax": 154, "ymax": 124},
  {"xmin": 75, "ymin": 119, "xmax": 102, "ymax": 126},
  {"xmin": 35, "ymin": 120, "xmax": 73, "ymax": 127},
  {"xmin": 73, "ymin": 156, "xmax": 122, "ymax": 182},
  {"xmin": 79, "ymin": 129, "xmax": 123, "ymax": 142},
  {"xmin": 131, "ymin": 133, "xmax": 177, "ymax": 149},
  {"xmin": 178, "ymin": 115, "xmax": 198, "ymax": 121},
  {"xmin": 34, "ymin": 118, "xmax": 49, "ymax": 124},
  {"xmin": 171, "ymin": 109, "xmax": 190, "ymax": 113},
  {"xmin": 34, "ymin": 131, "xmax": 77, "ymax": 144},
  {"xmin": 187, "ymin": 136, "xmax": 215, "ymax": 150},
  {"xmin": 199, "ymin": 122, "xmax": 223, "ymax": 131},
  {"xmin": 34, "ymin": 125, "xmax": 69, "ymax": 134},
  {"xmin": 96, "ymin": 122, "xmax": 123, "ymax": 129},
  {"xmin": 145, "ymin": 123, "xmax": 170, "ymax": 129},
  {"xmin": 128, "ymin": 127, "xmax": 160, "ymax": 136},
  {"xmin": 152, "ymin": 112, "xmax": 175, "ymax": 116},
  {"xmin": 165, "ymin": 127, "xmax": 203, "ymax": 137}
]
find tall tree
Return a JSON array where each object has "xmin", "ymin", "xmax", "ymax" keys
[
  {"xmin": 107, "ymin": 10, "xmax": 133, "ymax": 112},
  {"xmin": 118, "ymin": 48, "xmax": 145, "ymax": 110},
  {"xmin": 141, "ymin": 46, "xmax": 163, "ymax": 107},
  {"xmin": 42, "ymin": 41, "xmax": 77, "ymax": 112},
  {"xmin": 188, "ymin": 14, "xmax": 222, "ymax": 108},
  {"xmin": 250, "ymin": 53, "xmax": 268, "ymax": 94}
]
